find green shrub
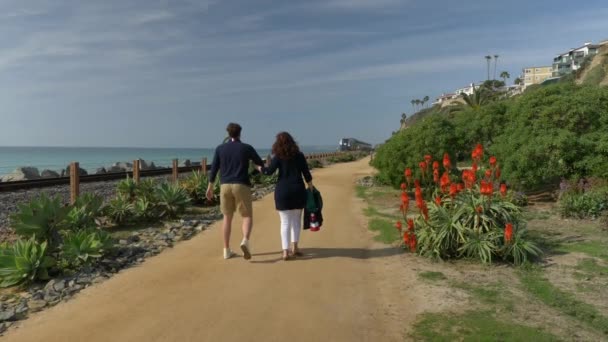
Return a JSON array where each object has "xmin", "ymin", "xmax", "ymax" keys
[
  {"xmin": 61, "ymin": 229, "xmax": 113, "ymax": 267},
  {"xmin": 0, "ymin": 238, "xmax": 55, "ymax": 288},
  {"xmin": 133, "ymin": 197, "xmax": 158, "ymax": 221},
  {"xmin": 64, "ymin": 194, "xmax": 104, "ymax": 232},
  {"xmin": 106, "ymin": 195, "xmax": 134, "ymax": 225},
  {"xmin": 156, "ymin": 183, "xmax": 191, "ymax": 218},
  {"xmin": 135, "ymin": 178, "xmax": 158, "ymax": 201},
  {"xmin": 308, "ymin": 159, "xmax": 323, "ymax": 169},
  {"xmin": 181, "ymin": 171, "xmax": 219, "ymax": 203},
  {"xmin": 559, "ymin": 190, "xmax": 608, "ymax": 219},
  {"xmin": 583, "ymin": 64, "xmax": 606, "ymax": 86},
  {"xmin": 117, "ymin": 176, "xmax": 137, "ymax": 200},
  {"xmin": 9, "ymin": 193, "xmax": 69, "ymax": 249}
]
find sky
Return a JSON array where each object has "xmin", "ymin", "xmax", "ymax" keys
[{"xmin": 1, "ymin": 0, "xmax": 607, "ymax": 149}]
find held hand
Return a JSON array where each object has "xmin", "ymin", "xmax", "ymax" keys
[
  {"xmin": 206, "ymin": 186, "xmax": 215, "ymax": 202},
  {"xmin": 256, "ymin": 165, "xmax": 263, "ymax": 172}
]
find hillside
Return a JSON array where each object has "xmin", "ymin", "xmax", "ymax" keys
[{"xmin": 576, "ymin": 44, "xmax": 608, "ymax": 86}]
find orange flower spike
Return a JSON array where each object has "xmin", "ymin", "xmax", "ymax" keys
[
  {"xmin": 489, "ymin": 156, "xmax": 497, "ymax": 168},
  {"xmin": 405, "ymin": 168, "xmax": 412, "ymax": 178},
  {"xmin": 432, "ymin": 161, "xmax": 440, "ymax": 171},
  {"xmin": 495, "ymin": 167, "xmax": 501, "ymax": 180},
  {"xmin": 485, "ymin": 169, "xmax": 492, "ymax": 179},
  {"xmin": 433, "ymin": 169, "xmax": 440, "ymax": 183},
  {"xmin": 442, "ymin": 153, "xmax": 451, "ymax": 171},
  {"xmin": 403, "ymin": 232, "xmax": 410, "ymax": 244},
  {"xmin": 500, "ymin": 183, "xmax": 507, "ymax": 197},
  {"xmin": 395, "ymin": 221, "xmax": 403, "ymax": 232},
  {"xmin": 419, "ymin": 161, "xmax": 427, "ymax": 174},
  {"xmin": 472, "ymin": 162, "xmax": 478, "ymax": 174},
  {"xmin": 409, "ymin": 234, "xmax": 417, "ymax": 252},
  {"xmin": 449, "ymin": 183, "xmax": 458, "ymax": 198},
  {"xmin": 505, "ymin": 223, "xmax": 513, "ymax": 243},
  {"xmin": 424, "ymin": 155, "xmax": 432, "ymax": 164},
  {"xmin": 435, "ymin": 196, "xmax": 442, "ymax": 206},
  {"xmin": 400, "ymin": 183, "xmax": 407, "ymax": 190},
  {"xmin": 457, "ymin": 183, "xmax": 464, "ymax": 192},
  {"xmin": 440, "ymin": 172, "xmax": 451, "ymax": 192},
  {"xmin": 407, "ymin": 219, "xmax": 415, "ymax": 232}
]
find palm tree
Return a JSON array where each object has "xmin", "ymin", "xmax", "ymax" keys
[
  {"xmin": 410, "ymin": 99, "xmax": 415, "ymax": 112},
  {"xmin": 514, "ymin": 77, "xmax": 522, "ymax": 86},
  {"xmin": 423, "ymin": 95, "xmax": 430, "ymax": 108},
  {"xmin": 485, "ymin": 55, "xmax": 492, "ymax": 81},
  {"xmin": 448, "ymin": 86, "xmax": 487, "ymax": 114},
  {"xmin": 493, "ymin": 55, "xmax": 499, "ymax": 80},
  {"xmin": 500, "ymin": 71, "xmax": 510, "ymax": 84}
]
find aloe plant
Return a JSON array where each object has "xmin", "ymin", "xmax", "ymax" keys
[
  {"xmin": 106, "ymin": 195, "xmax": 134, "ymax": 224},
  {"xmin": 135, "ymin": 178, "xmax": 158, "ymax": 202},
  {"xmin": 156, "ymin": 183, "xmax": 191, "ymax": 218},
  {"xmin": 117, "ymin": 176, "xmax": 137, "ymax": 201},
  {"xmin": 0, "ymin": 238, "xmax": 55, "ymax": 288},
  {"xmin": 180, "ymin": 170, "xmax": 215, "ymax": 203},
  {"xmin": 133, "ymin": 197, "xmax": 158, "ymax": 221},
  {"xmin": 10, "ymin": 193, "xmax": 69, "ymax": 249},
  {"xmin": 61, "ymin": 230, "xmax": 113, "ymax": 266}
]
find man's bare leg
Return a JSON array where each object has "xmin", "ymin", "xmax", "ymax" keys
[
  {"xmin": 240, "ymin": 216, "xmax": 252, "ymax": 260},
  {"xmin": 223, "ymin": 214, "xmax": 233, "ymax": 249}
]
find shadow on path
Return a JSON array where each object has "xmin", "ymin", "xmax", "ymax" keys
[{"xmin": 250, "ymin": 247, "xmax": 402, "ymax": 264}]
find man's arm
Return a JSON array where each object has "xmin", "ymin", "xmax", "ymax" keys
[
  {"xmin": 206, "ymin": 147, "xmax": 220, "ymax": 201},
  {"xmin": 249, "ymin": 146, "xmax": 264, "ymax": 167}
]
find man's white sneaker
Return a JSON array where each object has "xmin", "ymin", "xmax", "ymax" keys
[
  {"xmin": 240, "ymin": 240, "xmax": 251, "ymax": 260},
  {"xmin": 223, "ymin": 248, "xmax": 236, "ymax": 260}
]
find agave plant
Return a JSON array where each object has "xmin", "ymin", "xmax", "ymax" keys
[
  {"xmin": 501, "ymin": 228, "xmax": 542, "ymax": 265},
  {"xmin": 135, "ymin": 178, "xmax": 158, "ymax": 202},
  {"xmin": 117, "ymin": 176, "xmax": 137, "ymax": 201},
  {"xmin": 64, "ymin": 206, "xmax": 98, "ymax": 232},
  {"xmin": 156, "ymin": 183, "xmax": 191, "ymax": 218},
  {"xmin": 180, "ymin": 171, "xmax": 208, "ymax": 202},
  {"xmin": 133, "ymin": 197, "xmax": 158, "ymax": 221},
  {"xmin": 73, "ymin": 193, "xmax": 105, "ymax": 218},
  {"xmin": 105, "ymin": 195, "xmax": 134, "ymax": 225},
  {"xmin": 10, "ymin": 193, "xmax": 69, "ymax": 249},
  {"xmin": 61, "ymin": 229, "xmax": 113, "ymax": 266},
  {"xmin": 0, "ymin": 238, "xmax": 55, "ymax": 288}
]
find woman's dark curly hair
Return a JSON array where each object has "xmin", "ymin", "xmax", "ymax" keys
[{"xmin": 272, "ymin": 132, "xmax": 300, "ymax": 160}]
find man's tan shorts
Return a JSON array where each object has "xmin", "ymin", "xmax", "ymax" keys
[{"xmin": 220, "ymin": 184, "xmax": 253, "ymax": 217}]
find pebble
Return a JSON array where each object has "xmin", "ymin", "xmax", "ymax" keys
[
  {"xmin": 28, "ymin": 300, "xmax": 47, "ymax": 313},
  {"xmin": 0, "ymin": 308, "xmax": 16, "ymax": 322}
]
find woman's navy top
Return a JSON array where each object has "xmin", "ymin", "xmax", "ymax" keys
[{"xmin": 263, "ymin": 152, "xmax": 312, "ymax": 211}]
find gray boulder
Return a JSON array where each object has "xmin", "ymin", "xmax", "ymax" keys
[
  {"xmin": 108, "ymin": 162, "xmax": 132, "ymax": 173},
  {"xmin": 95, "ymin": 167, "xmax": 107, "ymax": 174},
  {"xmin": 136, "ymin": 159, "xmax": 156, "ymax": 171},
  {"xmin": 181, "ymin": 159, "xmax": 192, "ymax": 167},
  {"xmin": 40, "ymin": 169, "xmax": 60, "ymax": 179},
  {"xmin": 61, "ymin": 165, "xmax": 88, "ymax": 177},
  {"xmin": 1, "ymin": 167, "xmax": 41, "ymax": 182}
]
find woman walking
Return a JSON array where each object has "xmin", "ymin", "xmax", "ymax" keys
[{"xmin": 260, "ymin": 132, "xmax": 314, "ymax": 260}]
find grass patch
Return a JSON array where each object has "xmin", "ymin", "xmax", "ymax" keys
[
  {"xmin": 453, "ymin": 282, "xmax": 503, "ymax": 306},
  {"xmin": 355, "ymin": 185, "xmax": 367, "ymax": 199},
  {"xmin": 519, "ymin": 269, "xmax": 608, "ymax": 335},
  {"xmin": 410, "ymin": 310, "xmax": 559, "ymax": 341},
  {"xmin": 419, "ymin": 271, "xmax": 447, "ymax": 281},
  {"xmin": 557, "ymin": 241, "xmax": 608, "ymax": 261},
  {"xmin": 575, "ymin": 258, "xmax": 608, "ymax": 278},
  {"xmin": 368, "ymin": 217, "xmax": 400, "ymax": 244},
  {"xmin": 523, "ymin": 210, "xmax": 552, "ymax": 221}
]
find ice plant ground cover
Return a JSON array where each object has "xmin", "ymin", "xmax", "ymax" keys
[{"xmin": 395, "ymin": 144, "xmax": 541, "ymax": 265}]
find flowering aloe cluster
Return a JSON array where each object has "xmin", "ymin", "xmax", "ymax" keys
[{"xmin": 395, "ymin": 144, "xmax": 541, "ymax": 265}]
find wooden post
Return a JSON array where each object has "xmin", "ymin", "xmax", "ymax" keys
[
  {"xmin": 133, "ymin": 160, "xmax": 140, "ymax": 184},
  {"xmin": 70, "ymin": 162, "xmax": 80, "ymax": 205},
  {"xmin": 172, "ymin": 159, "xmax": 179, "ymax": 183},
  {"xmin": 201, "ymin": 158, "xmax": 208, "ymax": 175}
]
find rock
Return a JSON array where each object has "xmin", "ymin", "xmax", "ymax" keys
[
  {"xmin": 61, "ymin": 165, "xmax": 88, "ymax": 177},
  {"xmin": 95, "ymin": 167, "xmax": 107, "ymax": 174},
  {"xmin": 92, "ymin": 276, "xmax": 106, "ymax": 284},
  {"xmin": 136, "ymin": 159, "xmax": 156, "ymax": 171},
  {"xmin": 127, "ymin": 234, "xmax": 140, "ymax": 243},
  {"xmin": 53, "ymin": 280, "xmax": 66, "ymax": 292},
  {"xmin": 0, "ymin": 322, "xmax": 12, "ymax": 334},
  {"xmin": 76, "ymin": 275, "xmax": 92, "ymax": 285},
  {"xmin": 195, "ymin": 224, "xmax": 205, "ymax": 232},
  {"xmin": 1, "ymin": 167, "xmax": 41, "ymax": 182},
  {"xmin": 0, "ymin": 308, "xmax": 16, "ymax": 322},
  {"xmin": 181, "ymin": 159, "xmax": 192, "ymax": 167},
  {"xmin": 40, "ymin": 169, "xmax": 60, "ymax": 178},
  {"xmin": 44, "ymin": 279, "xmax": 56, "ymax": 291},
  {"xmin": 108, "ymin": 162, "xmax": 133, "ymax": 173},
  {"xmin": 119, "ymin": 239, "xmax": 128, "ymax": 246},
  {"xmin": 28, "ymin": 300, "xmax": 47, "ymax": 313},
  {"xmin": 15, "ymin": 303, "xmax": 28, "ymax": 318},
  {"xmin": 43, "ymin": 292, "xmax": 59, "ymax": 303}
]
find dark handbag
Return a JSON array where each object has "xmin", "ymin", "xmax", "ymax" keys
[{"xmin": 303, "ymin": 188, "xmax": 323, "ymax": 231}]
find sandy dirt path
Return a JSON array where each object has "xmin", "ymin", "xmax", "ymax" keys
[{"xmin": 4, "ymin": 158, "xmax": 406, "ymax": 342}]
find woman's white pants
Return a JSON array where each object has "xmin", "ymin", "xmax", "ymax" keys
[{"xmin": 278, "ymin": 209, "xmax": 302, "ymax": 250}]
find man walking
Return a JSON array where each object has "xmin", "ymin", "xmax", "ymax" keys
[{"xmin": 207, "ymin": 123, "xmax": 265, "ymax": 260}]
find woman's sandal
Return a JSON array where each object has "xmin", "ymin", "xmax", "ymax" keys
[{"xmin": 292, "ymin": 250, "xmax": 303, "ymax": 257}]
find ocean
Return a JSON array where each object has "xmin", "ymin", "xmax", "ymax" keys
[{"xmin": 0, "ymin": 146, "xmax": 337, "ymax": 176}]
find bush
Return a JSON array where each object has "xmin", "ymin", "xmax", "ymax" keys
[
  {"xmin": 558, "ymin": 191, "xmax": 608, "ymax": 219},
  {"xmin": 61, "ymin": 229, "xmax": 113, "ymax": 267},
  {"xmin": 10, "ymin": 194, "xmax": 69, "ymax": 250},
  {"xmin": 156, "ymin": 183, "xmax": 191, "ymax": 218},
  {"xmin": 64, "ymin": 194, "xmax": 105, "ymax": 232},
  {"xmin": 0, "ymin": 238, "xmax": 55, "ymax": 288},
  {"xmin": 106, "ymin": 195, "xmax": 134, "ymax": 225},
  {"xmin": 308, "ymin": 159, "xmax": 324, "ymax": 169},
  {"xmin": 133, "ymin": 197, "xmax": 158, "ymax": 221},
  {"xmin": 396, "ymin": 145, "xmax": 541, "ymax": 265},
  {"xmin": 117, "ymin": 177, "xmax": 137, "ymax": 201}
]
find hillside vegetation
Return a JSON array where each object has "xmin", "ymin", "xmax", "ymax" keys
[
  {"xmin": 374, "ymin": 82, "xmax": 608, "ymax": 190},
  {"xmin": 577, "ymin": 44, "xmax": 608, "ymax": 86}
]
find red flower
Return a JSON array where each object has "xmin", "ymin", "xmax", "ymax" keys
[
  {"xmin": 485, "ymin": 169, "xmax": 493, "ymax": 179},
  {"xmin": 401, "ymin": 183, "xmax": 407, "ymax": 190},
  {"xmin": 505, "ymin": 223, "xmax": 513, "ymax": 243},
  {"xmin": 403, "ymin": 232, "xmax": 410, "ymax": 244},
  {"xmin": 435, "ymin": 196, "xmax": 442, "ymax": 206},
  {"xmin": 500, "ymin": 183, "xmax": 507, "ymax": 197},
  {"xmin": 449, "ymin": 183, "xmax": 458, "ymax": 198},
  {"xmin": 473, "ymin": 144, "xmax": 484, "ymax": 161},
  {"xmin": 480, "ymin": 180, "xmax": 493, "ymax": 196},
  {"xmin": 440, "ymin": 172, "xmax": 451, "ymax": 192},
  {"xmin": 404, "ymin": 168, "xmax": 412, "ymax": 184},
  {"xmin": 407, "ymin": 219, "xmax": 414, "ymax": 232},
  {"xmin": 443, "ymin": 153, "xmax": 451, "ymax": 171},
  {"xmin": 476, "ymin": 206, "xmax": 483, "ymax": 213},
  {"xmin": 433, "ymin": 169, "xmax": 440, "ymax": 183},
  {"xmin": 462, "ymin": 170, "xmax": 476, "ymax": 189},
  {"xmin": 424, "ymin": 154, "xmax": 432, "ymax": 164},
  {"xmin": 472, "ymin": 162, "xmax": 478, "ymax": 174},
  {"xmin": 395, "ymin": 221, "xmax": 402, "ymax": 231},
  {"xmin": 420, "ymin": 201, "xmax": 429, "ymax": 221},
  {"xmin": 401, "ymin": 192, "xmax": 410, "ymax": 213},
  {"xmin": 457, "ymin": 183, "xmax": 464, "ymax": 191},
  {"xmin": 414, "ymin": 179, "xmax": 420, "ymax": 188},
  {"xmin": 495, "ymin": 167, "xmax": 501, "ymax": 180},
  {"xmin": 419, "ymin": 161, "xmax": 427, "ymax": 174},
  {"xmin": 489, "ymin": 156, "xmax": 497, "ymax": 168},
  {"xmin": 409, "ymin": 234, "xmax": 417, "ymax": 252},
  {"xmin": 432, "ymin": 161, "xmax": 440, "ymax": 170}
]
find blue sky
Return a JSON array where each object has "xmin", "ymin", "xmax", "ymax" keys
[{"xmin": 1, "ymin": 0, "xmax": 607, "ymax": 149}]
